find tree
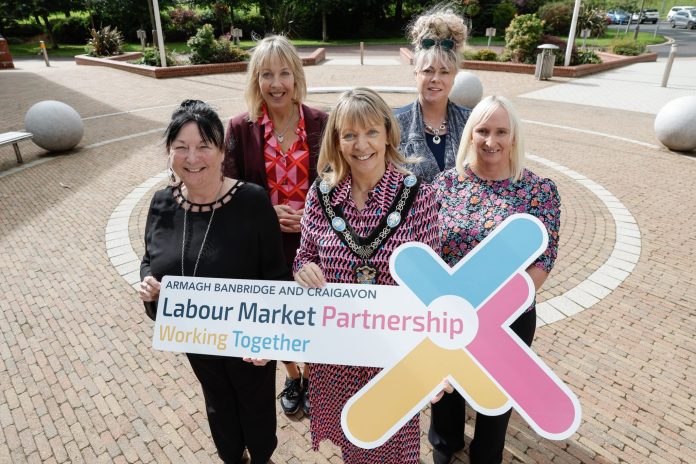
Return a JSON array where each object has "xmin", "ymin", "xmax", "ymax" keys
[
  {"xmin": 90, "ymin": 0, "xmax": 176, "ymax": 40},
  {"xmin": 192, "ymin": 0, "xmax": 255, "ymax": 35},
  {"xmin": 492, "ymin": 1, "xmax": 518, "ymax": 32},
  {"xmin": 3, "ymin": 0, "xmax": 76, "ymax": 49}
]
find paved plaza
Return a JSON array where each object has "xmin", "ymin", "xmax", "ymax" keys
[{"xmin": 1, "ymin": 48, "xmax": 695, "ymax": 464}]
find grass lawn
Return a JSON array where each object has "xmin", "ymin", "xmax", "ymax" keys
[
  {"xmin": 9, "ymin": 41, "xmax": 190, "ymax": 57},
  {"xmin": 576, "ymin": 30, "xmax": 666, "ymax": 48},
  {"xmin": 9, "ymin": 37, "xmax": 474, "ymax": 57}
]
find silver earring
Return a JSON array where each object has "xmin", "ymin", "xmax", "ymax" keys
[{"xmin": 167, "ymin": 154, "xmax": 176, "ymax": 183}]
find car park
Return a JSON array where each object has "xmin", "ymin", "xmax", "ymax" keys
[
  {"xmin": 670, "ymin": 8, "xmax": 696, "ymax": 28},
  {"xmin": 667, "ymin": 6, "xmax": 696, "ymax": 21},
  {"xmin": 606, "ymin": 9, "xmax": 630, "ymax": 24},
  {"xmin": 631, "ymin": 9, "xmax": 660, "ymax": 23}
]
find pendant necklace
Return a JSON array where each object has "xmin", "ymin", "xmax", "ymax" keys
[
  {"xmin": 425, "ymin": 119, "xmax": 447, "ymax": 145},
  {"xmin": 181, "ymin": 180, "xmax": 225, "ymax": 277},
  {"xmin": 316, "ymin": 174, "xmax": 420, "ymax": 284},
  {"xmin": 272, "ymin": 112, "xmax": 296, "ymax": 143}
]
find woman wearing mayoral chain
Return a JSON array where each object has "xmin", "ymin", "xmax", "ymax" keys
[{"xmin": 293, "ymin": 87, "xmax": 440, "ymax": 463}]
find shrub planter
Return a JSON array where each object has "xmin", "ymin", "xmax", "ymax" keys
[
  {"xmin": 75, "ymin": 48, "xmax": 326, "ymax": 78},
  {"xmin": 400, "ymin": 48, "xmax": 657, "ymax": 78}
]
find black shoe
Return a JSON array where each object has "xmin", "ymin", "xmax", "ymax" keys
[
  {"xmin": 301, "ymin": 377, "xmax": 310, "ymax": 415},
  {"xmin": 278, "ymin": 377, "xmax": 302, "ymax": 414},
  {"xmin": 433, "ymin": 447, "xmax": 452, "ymax": 464}
]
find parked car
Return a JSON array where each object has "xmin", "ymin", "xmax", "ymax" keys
[
  {"xmin": 667, "ymin": 6, "xmax": 696, "ymax": 21},
  {"xmin": 670, "ymin": 8, "xmax": 696, "ymax": 28},
  {"xmin": 632, "ymin": 9, "xmax": 660, "ymax": 23},
  {"xmin": 606, "ymin": 9, "xmax": 630, "ymax": 24}
]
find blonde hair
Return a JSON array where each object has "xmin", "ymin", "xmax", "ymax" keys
[
  {"xmin": 245, "ymin": 35, "xmax": 307, "ymax": 120},
  {"xmin": 456, "ymin": 95, "xmax": 525, "ymax": 182},
  {"xmin": 318, "ymin": 88, "xmax": 411, "ymax": 188},
  {"xmin": 409, "ymin": 6, "xmax": 467, "ymax": 73}
]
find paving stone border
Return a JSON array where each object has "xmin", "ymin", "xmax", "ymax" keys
[
  {"xmin": 528, "ymin": 154, "xmax": 641, "ymax": 326},
  {"xmin": 106, "ymin": 172, "xmax": 168, "ymax": 291},
  {"xmin": 106, "ymin": 154, "xmax": 641, "ymax": 328}
]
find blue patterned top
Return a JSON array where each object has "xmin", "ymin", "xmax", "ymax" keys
[{"xmin": 395, "ymin": 100, "xmax": 471, "ymax": 183}]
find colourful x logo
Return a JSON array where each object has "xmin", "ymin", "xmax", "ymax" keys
[{"xmin": 342, "ymin": 214, "xmax": 581, "ymax": 448}]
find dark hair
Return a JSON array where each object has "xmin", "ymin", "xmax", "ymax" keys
[{"xmin": 164, "ymin": 99, "xmax": 225, "ymax": 150}]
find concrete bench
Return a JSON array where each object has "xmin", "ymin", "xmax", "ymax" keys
[{"xmin": 0, "ymin": 131, "xmax": 33, "ymax": 164}]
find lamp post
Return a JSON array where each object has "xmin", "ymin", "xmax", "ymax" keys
[
  {"xmin": 152, "ymin": 0, "xmax": 167, "ymax": 67},
  {"xmin": 565, "ymin": 0, "xmax": 582, "ymax": 66}
]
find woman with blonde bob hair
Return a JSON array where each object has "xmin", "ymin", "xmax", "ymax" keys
[
  {"xmin": 317, "ymin": 87, "xmax": 410, "ymax": 188},
  {"xmin": 224, "ymin": 35, "xmax": 328, "ymax": 417},
  {"xmin": 294, "ymin": 87, "xmax": 440, "ymax": 463},
  {"xmin": 456, "ymin": 95, "xmax": 525, "ymax": 182},
  {"xmin": 243, "ymin": 35, "xmax": 307, "ymax": 120},
  {"xmin": 430, "ymin": 94, "xmax": 561, "ymax": 464},
  {"xmin": 395, "ymin": 5, "xmax": 471, "ymax": 182}
]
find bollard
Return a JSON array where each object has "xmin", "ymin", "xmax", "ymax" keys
[
  {"xmin": 654, "ymin": 21, "xmax": 659, "ymax": 38},
  {"xmin": 39, "ymin": 40, "xmax": 50, "ymax": 67},
  {"xmin": 360, "ymin": 42, "xmax": 364, "ymax": 65},
  {"xmin": 661, "ymin": 43, "xmax": 677, "ymax": 88}
]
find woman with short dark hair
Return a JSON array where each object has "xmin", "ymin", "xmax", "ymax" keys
[{"xmin": 140, "ymin": 99, "xmax": 288, "ymax": 464}]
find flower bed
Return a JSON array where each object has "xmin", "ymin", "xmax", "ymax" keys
[
  {"xmin": 75, "ymin": 48, "xmax": 326, "ymax": 78},
  {"xmin": 399, "ymin": 48, "xmax": 657, "ymax": 78}
]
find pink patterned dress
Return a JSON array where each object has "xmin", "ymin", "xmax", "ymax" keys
[{"xmin": 294, "ymin": 165, "xmax": 440, "ymax": 463}]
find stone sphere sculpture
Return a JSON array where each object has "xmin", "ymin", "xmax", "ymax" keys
[
  {"xmin": 25, "ymin": 100, "xmax": 84, "ymax": 152},
  {"xmin": 654, "ymin": 96, "xmax": 696, "ymax": 152},
  {"xmin": 449, "ymin": 71, "xmax": 483, "ymax": 109}
]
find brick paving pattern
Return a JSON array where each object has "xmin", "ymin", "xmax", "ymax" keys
[{"xmin": 1, "ymin": 52, "xmax": 694, "ymax": 463}]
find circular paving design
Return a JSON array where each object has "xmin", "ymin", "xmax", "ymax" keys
[{"xmin": 107, "ymin": 153, "xmax": 640, "ymax": 327}]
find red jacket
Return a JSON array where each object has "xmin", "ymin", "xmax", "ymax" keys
[{"xmin": 223, "ymin": 104, "xmax": 328, "ymax": 268}]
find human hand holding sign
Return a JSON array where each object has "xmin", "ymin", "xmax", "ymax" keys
[{"xmin": 341, "ymin": 214, "xmax": 581, "ymax": 448}]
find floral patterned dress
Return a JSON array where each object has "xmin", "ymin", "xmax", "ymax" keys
[{"xmin": 434, "ymin": 165, "xmax": 561, "ymax": 310}]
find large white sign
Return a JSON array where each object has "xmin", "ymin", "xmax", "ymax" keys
[{"xmin": 153, "ymin": 276, "xmax": 461, "ymax": 367}]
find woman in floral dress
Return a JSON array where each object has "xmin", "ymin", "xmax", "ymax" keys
[{"xmin": 431, "ymin": 95, "xmax": 561, "ymax": 464}]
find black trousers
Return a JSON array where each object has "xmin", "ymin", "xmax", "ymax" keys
[
  {"xmin": 429, "ymin": 309, "xmax": 537, "ymax": 464},
  {"xmin": 187, "ymin": 354, "xmax": 278, "ymax": 464}
]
